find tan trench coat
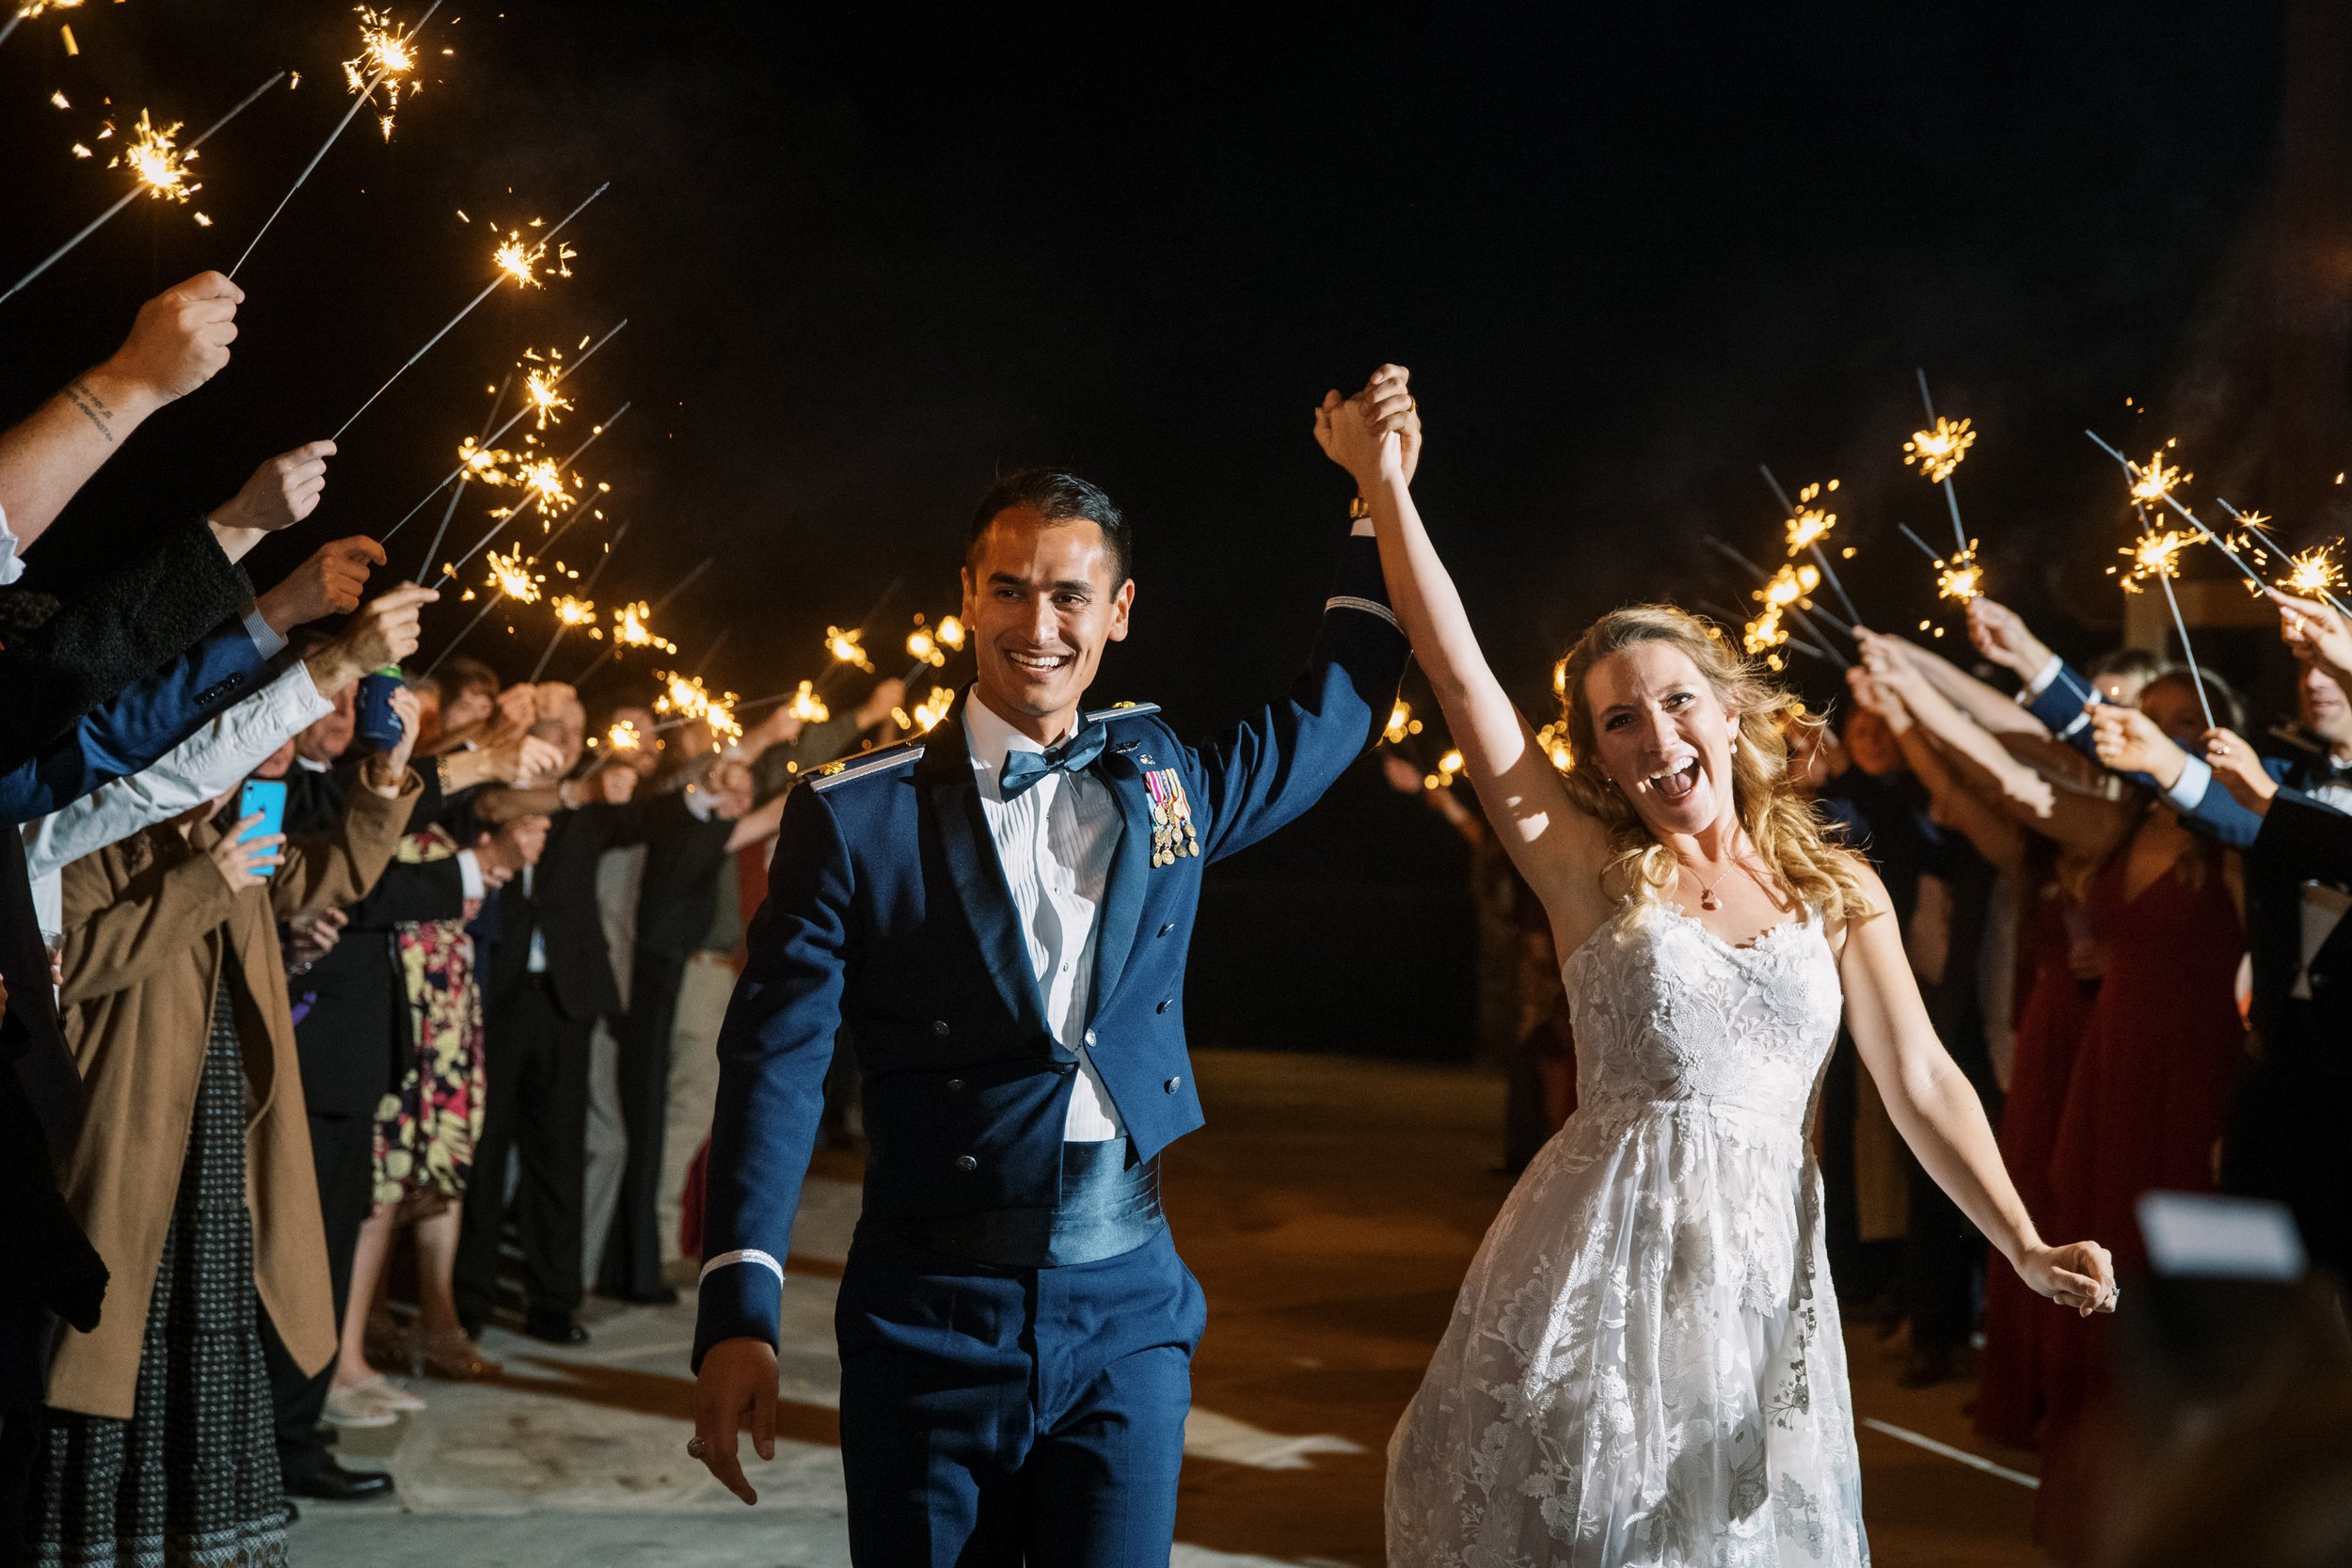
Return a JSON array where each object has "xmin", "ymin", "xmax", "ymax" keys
[{"xmin": 46, "ymin": 772, "xmax": 420, "ymax": 1418}]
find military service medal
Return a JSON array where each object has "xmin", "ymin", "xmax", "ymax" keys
[{"xmin": 1143, "ymin": 768, "xmax": 1198, "ymax": 867}]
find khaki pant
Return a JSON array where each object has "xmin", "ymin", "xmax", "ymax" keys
[{"xmin": 658, "ymin": 954, "xmax": 736, "ymax": 1263}]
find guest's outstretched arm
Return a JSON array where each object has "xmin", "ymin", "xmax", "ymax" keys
[
  {"xmin": 0, "ymin": 273, "xmax": 243, "ymax": 550},
  {"xmin": 1314, "ymin": 367, "xmax": 1607, "ymax": 927}
]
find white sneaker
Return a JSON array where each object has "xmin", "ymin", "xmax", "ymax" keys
[
  {"xmin": 323, "ymin": 1383, "xmax": 398, "ymax": 1429},
  {"xmin": 346, "ymin": 1372, "xmax": 426, "ymax": 1413}
]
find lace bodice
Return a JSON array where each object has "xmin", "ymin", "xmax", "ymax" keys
[{"xmin": 1561, "ymin": 898, "xmax": 1845, "ymax": 1138}]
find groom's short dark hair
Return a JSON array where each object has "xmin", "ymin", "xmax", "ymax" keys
[{"xmin": 968, "ymin": 469, "xmax": 1133, "ymax": 588}]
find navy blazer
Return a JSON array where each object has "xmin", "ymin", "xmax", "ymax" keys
[
  {"xmin": 2021, "ymin": 657, "xmax": 2265, "ymax": 847},
  {"xmin": 694, "ymin": 535, "xmax": 1410, "ymax": 1365}
]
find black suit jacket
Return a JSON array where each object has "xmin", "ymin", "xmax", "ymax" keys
[
  {"xmin": 482, "ymin": 792, "xmax": 695, "ymax": 1022},
  {"xmin": 284, "ymin": 760, "xmax": 479, "ymax": 1115},
  {"xmin": 2246, "ymin": 785, "xmax": 2352, "ymax": 1072}
]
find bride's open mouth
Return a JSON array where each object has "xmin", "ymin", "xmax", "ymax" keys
[{"xmin": 1640, "ymin": 757, "xmax": 1701, "ymax": 802}]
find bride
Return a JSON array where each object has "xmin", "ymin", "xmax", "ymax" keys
[{"xmin": 1316, "ymin": 369, "xmax": 2117, "ymax": 1567}]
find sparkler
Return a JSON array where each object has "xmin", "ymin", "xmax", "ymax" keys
[
  {"xmin": 907, "ymin": 686, "xmax": 957, "ymax": 734},
  {"xmin": 2211, "ymin": 499, "xmax": 2352, "ymax": 623},
  {"xmin": 1760, "ymin": 466, "xmax": 1865, "ymax": 628},
  {"xmin": 2116, "ymin": 520, "xmax": 2216, "ymax": 730},
  {"xmin": 433, "ymin": 402, "xmax": 628, "ymax": 589},
  {"xmin": 788, "ymin": 682, "xmax": 829, "ymax": 722},
  {"xmin": 0, "ymin": 0, "xmax": 83, "ymax": 50},
  {"xmin": 1906, "ymin": 371, "xmax": 1975, "ymax": 553},
  {"xmin": 382, "ymin": 318, "xmax": 627, "ymax": 557},
  {"xmin": 572, "ymin": 558, "xmax": 712, "ymax": 685},
  {"xmin": 654, "ymin": 671, "xmax": 743, "ymax": 744},
  {"xmin": 0, "ymin": 71, "xmax": 285, "ymax": 309},
  {"xmin": 415, "ymin": 370, "xmax": 513, "ymax": 583},
  {"xmin": 606, "ymin": 719, "xmax": 641, "ymax": 752},
  {"xmin": 1703, "ymin": 536, "xmax": 1851, "ymax": 668},
  {"xmin": 230, "ymin": 2, "xmax": 442, "ymax": 277},
  {"xmin": 827, "ymin": 626, "xmax": 875, "ymax": 673},
  {"xmin": 330, "ymin": 182, "xmax": 607, "ymax": 443},
  {"xmin": 528, "ymin": 518, "xmax": 630, "ymax": 680},
  {"xmin": 2083, "ymin": 431, "xmax": 2269, "ymax": 594}
]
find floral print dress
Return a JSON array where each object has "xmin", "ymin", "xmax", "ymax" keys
[{"xmin": 372, "ymin": 828, "xmax": 487, "ymax": 1212}]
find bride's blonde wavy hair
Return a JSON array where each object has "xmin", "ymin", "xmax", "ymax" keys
[{"xmin": 1556, "ymin": 603, "xmax": 1873, "ymax": 926}]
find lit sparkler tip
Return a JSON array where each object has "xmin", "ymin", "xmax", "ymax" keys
[
  {"xmin": 1932, "ymin": 541, "xmax": 1985, "ymax": 604},
  {"xmin": 2116, "ymin": 530, "xmax": 2200, "ymax": 594},
  {"xmin": 2128, "ymin": 450, "xmax": 2189, "ymax": 506},
  {"xmin": 1383, "ymin": 701, "xmax": 1412, "ymax": 746},
  {"xmin": 112, "ymin": 110, "xmax": 199, "ymax": 205},
  {"xmin": 788, "ymin": 680, "xmax": 831, "ymax": 724},
  {"xmin": 825, "ymin": 626, "xmax": 875, "ymax": 672},
  {"xmin": 2283, "ymin": 542, "xmax": 2346, "ymax": 599},
  {"xmin": 1903, "ymin": 416, "xmax": 1977, "ymax": 483},
  {"xmin": 912, "ymin": 686, "xmax": 957, "ymax": 733},
  {"xmin": 485, "ymin": 546, "xmax": 546, "ymax": 605},
  {"xmin": 550, "ymin": 593, "xmax": 596, "ymax": 627},
  {"xmin": 607, "ymin": 719, "xmax": 641, "ymax": 752}
]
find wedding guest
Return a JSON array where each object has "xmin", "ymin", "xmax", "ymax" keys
[{"xmin": 32, "ymin": 694, "xmax": 421, "ymax": 1564}]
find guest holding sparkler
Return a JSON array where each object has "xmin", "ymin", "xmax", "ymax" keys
[
  {"xmin": 455, "ymin": 687, "xmax": 741, "ymax": 1347},
  {"xmin": 32, "ymin": 691, "xmax": 424, "ymax": 1567},
  {"xmin": 2198, "ymin": 592, "xmax": 2352, "ymax": 1292}
]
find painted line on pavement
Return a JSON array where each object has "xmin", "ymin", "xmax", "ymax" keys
[{"xmin": 1861, "ymin": 1418, "xmax": 2040, "ymax": 1489}]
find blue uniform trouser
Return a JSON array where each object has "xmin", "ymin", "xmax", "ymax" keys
[{"xmin": 834, "ymin": 1227, "xmax": 1205, "ymax": 1567}]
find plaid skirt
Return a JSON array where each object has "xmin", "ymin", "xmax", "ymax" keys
[{"xmin": 30, "ymin": 979, "xmax": 289, "ymax": 1567}]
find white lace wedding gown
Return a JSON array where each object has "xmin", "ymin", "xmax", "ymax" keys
[{"xmin": 1388, "ymin": 896, "xmax": 1867, "ymax": 1567}]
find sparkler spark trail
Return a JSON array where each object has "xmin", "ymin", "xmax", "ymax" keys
[
  {"xmin": 1761, "ymin": 468, "xmax": 1865, "ymax": 629},
  {"xmin": 1908, "ymin": 372, "xmax": 1976, "ymax": 552},
  {"xmin": 2213, "ymin": 499, "xmax": 2352, "ymax": 620},
  {"xmin": 789, "ymin": 681, "xmax": 830, "ymax": 723},
  {"xmin": 483, "ymin": 546, "xmax": 545, "ymax": 605},
  {"xmin": 655, "ymin": 672, "xmax": 743, "ymax": 744},
  {"xmin": 382, "ymin": 319, "xmax": 627, "ymax": 556},
  {"xmin": 549, "ymin": 594, "xmax": 596, "ymax": 627},
  {"xmin": 1934, "ymin": 543, "xmax": 1984, "ymax": 605},
  {"xmin": 2282, "ymin": 544, "xmax": 2344, "ymax": 600},
  {"xmin": 0, "ymin": 71, "xmax": 285, "ymax": 309},
  {"xmin": 826, "ymin": 626, "xmax": 876, "ymax": 673},
  {"xmin": 0, "ymin": 0, "xmax": 81, "ymax": 48},
  {"xmin": 435, "ymin": 402, "xmax": 628, "ymax": 589},
  {"xmin": 1903, "ymin": 417, "xmax": 1976, "ymax": 484},
  {"xmin": 1702, "ymin": 535, "xmax": 1850, "ymax": 669},
  {"xmin": 330, "ymin": 182, "xmax": 607, "ymax": 443},
  {"xmin": 528, "ymin": 518, "xmax": 629, "ymax": 680},
  {"xmin": 908, "ymin": 686, "xmax": 956, "ymax": 734},
  {"xmin": 606, "ymin": 719, "xmax": 641, "ymax": 752},
  {"xmin": 521, "ymin": 363, "xmax": 573, "ymax": 429},
  {"xmin": 608, "ymin": 602, "xmax": 676, "ymax": 657},
  {"xmin": 230, "ymin": 2, "xmax": 443, "ymax": 277},
  {"xmin": 2084, "ymin": 432, "xmax": 2270, "ymax": 594},
  {"xmin": 114, "ymin": 111, "xmax": 199, "ymax": 205},
  {"xmin": 343, "ymin": 5, "xmax": 433, "ymax": 140}
]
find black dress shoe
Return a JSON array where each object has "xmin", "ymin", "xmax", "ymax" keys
[
  {"xmin": 522, "ymin": 1310, "xmax": 589, "ymax": 1345},
  {"xmin": 283, "ymin": 1461, "xmax": 395, "ymax": 1502}
]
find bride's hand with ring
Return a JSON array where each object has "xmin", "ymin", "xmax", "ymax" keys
[{"xmin": 2018, "ymin": 1239, "xmax": 2119, "ymax": 1317}]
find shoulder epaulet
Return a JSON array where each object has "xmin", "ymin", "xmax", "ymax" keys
[
  {"xmin": 1086, "ymin": 702, "xmax": 1162, "ymax": 722},
  {"xmin": 809, "ymin": 740, "xmax": 926, "ymax": 793}
]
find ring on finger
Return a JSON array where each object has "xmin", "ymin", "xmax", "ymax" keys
[{"xmin": 686, "ymin": 1434, "xmax": 707, "ymax": 1460}]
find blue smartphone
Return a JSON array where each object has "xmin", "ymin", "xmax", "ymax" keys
[{"xmin": 237, "ymin": 778, "xmax": 287, "ymax": 876}]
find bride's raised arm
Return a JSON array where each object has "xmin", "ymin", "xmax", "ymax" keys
[{"xmin": 1314, "ymin": 366, "xmax": 1609, "ymax": 929}]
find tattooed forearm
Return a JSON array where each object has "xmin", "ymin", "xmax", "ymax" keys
[{"xmin": 61, "ymin": 379, "xmax": 115, "ymax": 444}]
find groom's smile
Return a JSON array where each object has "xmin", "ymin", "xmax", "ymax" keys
[{"xmin": 962, "ymin": 501, "xmax": 1135, "ymax": 744}]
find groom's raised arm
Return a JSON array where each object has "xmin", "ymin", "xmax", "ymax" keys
[
  {"xmin": 691, "ymin": 781, "xmax": 855, "ymax": 1370},
  {"xmin": 1190, "ymin": 528, "xmax": 1411, "ymax": 863}
]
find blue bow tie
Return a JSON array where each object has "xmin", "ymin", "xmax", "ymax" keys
[{"xmin": 997, "ymin": 721, "xmax": 1109, "ymax": 800}]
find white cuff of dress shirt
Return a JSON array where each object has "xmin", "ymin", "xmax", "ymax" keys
[
  {"xmin": 242, "ymin": 607, "xmax": 288, "ymax": 660},
  {"xmin": 682, "ymin": 784, "xmax": 720, "ymax": 821},
  {"xmin": 1350, "ymin": 516, "xmax": 1375, "ymax": 538},
  {"xmin": 455, "ymin": 848, "xmax": 485, "ymax": 900},
  {"xmin": 2017, "ymin": 652, "xmax": 2065, "ymax": 704},
  {"xmin": 2163, "ymin": 752, "xmax": 2214, "ymax": 813},
  {"xmin": 0, "ymin": 501, "xmax": 23, "ymax": 586}
]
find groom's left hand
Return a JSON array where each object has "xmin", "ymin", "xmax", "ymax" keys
[{"xmin": 1361, "ymin": 363, "xmax": 1422, "ymax": 483}]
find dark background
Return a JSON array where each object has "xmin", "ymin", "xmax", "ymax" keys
[{"xmin": 0, "ymin": 3, "xmax": 2293, "ymax": 1054}]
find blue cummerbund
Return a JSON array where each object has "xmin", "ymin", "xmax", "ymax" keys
[{"xmin": 861, "ymin": 1137, "xmax": 1165, "ymax": 1268}]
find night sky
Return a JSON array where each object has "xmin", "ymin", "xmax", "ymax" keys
[{"xmin": 0, "ymin": 3, "xmax": 2290, "ymax": 1049}]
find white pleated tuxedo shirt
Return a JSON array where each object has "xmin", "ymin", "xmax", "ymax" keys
[{"xmin": 962, "ymin": 694, "xmax": 1127, "ymax": 1141}]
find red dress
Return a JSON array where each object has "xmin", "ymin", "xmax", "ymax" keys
[
  {"xmin": 1972, "ymin": 878, "xmax": 2098, "ymax": 1449},
  {"xmin": 2035, "ymin": 846, "xmax": 2245, "ymax": 1554}
]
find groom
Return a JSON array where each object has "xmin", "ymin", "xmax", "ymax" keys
[{"xmin": 691, "ymin": 392, "xmax": 1412, "ymax": 1563}]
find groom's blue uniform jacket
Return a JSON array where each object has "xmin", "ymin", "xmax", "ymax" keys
[{"xmin": 693, "ymin": 534, "xmax": 1409, "ymax": 1366}]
